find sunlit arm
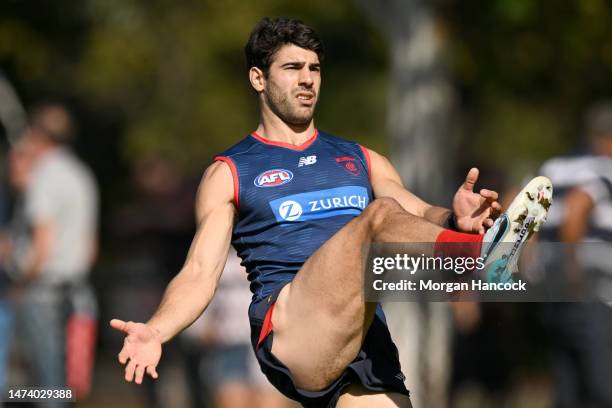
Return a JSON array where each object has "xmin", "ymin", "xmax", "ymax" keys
[
  {"xmin": 146, "ymin": 160, "xmax": 236, "ymax": 343},
  {"xmin": 366, "ymin": 148, "xmax": 450, "ymax": 224}
]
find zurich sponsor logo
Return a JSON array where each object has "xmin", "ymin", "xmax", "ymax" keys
[
  {"xmin": 254, "ymin": 169, "xmax": 294, "ymax": 187},
  {"xmin": 269, "ymin": 186, "xmax": 369, "ymax": 224},
  {"xmin": 278, "ymin": 200, "xmax": 303, "ymax": 221}
]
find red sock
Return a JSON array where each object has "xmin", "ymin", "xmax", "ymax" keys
[{"xmin": 434, "ymin": 229, "xmax": 483, "ymax": 259}]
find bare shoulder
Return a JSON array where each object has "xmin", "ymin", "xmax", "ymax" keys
[
  {"xmin": 196, "ymin": 161, "xmax": 236, "ymax": 220},
  {"xmin": 362, "ymin": 147, "xmax": 401, "ymax": 182},
  {"xmin": 202, "ymin": 160, "xmax": 234, "ymax": 183}
]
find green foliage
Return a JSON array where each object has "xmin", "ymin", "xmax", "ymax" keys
[
  {"xmin": 3, "ymin": 0, "xmax": 612, "ymax": 176},
  {"xmin": 445, "ymin": 0, "xmax": 612, "ymax": 169},
  {"xmin": 74, "ymin": 0, "xmax": 388, "ymax": 171},
  {"xmin": 0, "ymin": 0, "xmax": 388, "ymax": 172}
]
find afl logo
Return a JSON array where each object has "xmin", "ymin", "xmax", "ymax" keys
[{"xmin": 254, "ymin": 169, "xmax": 294, "ymax": 187}]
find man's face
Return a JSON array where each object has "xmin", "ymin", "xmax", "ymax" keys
[
  {"xmin": 261, "ymin": 44, "xmax": 321, "ymax": 126},
  {"xmin": 9, "ymin": 135, "xmax": 37, "ymax": 191}
]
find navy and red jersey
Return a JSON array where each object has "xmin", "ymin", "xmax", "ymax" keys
[{"xmin": 214, "ymin": 129, "xmax": 373, "ymax": 302}]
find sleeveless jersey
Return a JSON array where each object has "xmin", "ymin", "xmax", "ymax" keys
[
  {"xmin": 214, "ymin": 130, "xmax": 373, "ymax": 301},
  {"xmin": 538, "ymin": 154, "xmax": 612, "ymax": 242}
]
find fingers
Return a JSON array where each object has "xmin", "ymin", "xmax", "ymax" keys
[
  {"xmin": 490, "ymin": 203, "xmax": 502, "ymax": 220},
  {"xmin": 462, "ymin": 168, "xmax": 479, "ymax": 191},
  {"xmin": 479, "ymin": 189, "xmax": 498, "ymax": 201},
  {"xmin": 134, "ymin": 364, "xmax": 146, "ymax": 384},
  {"xmin": 146, "ymin": 365, "xmax": 159, "ymax": 379},
  {"xmin": 117, "ymin": 348, "xmax": 129, "ymax": 365},
  {"xmin": 125, "ymin": 359, "xmax": 137, "ymax": 382},
  {"xmin": 476, "ymin": 207, "xmax": 495, "ymax": 234},
  {"xmin": 120, "ymin": 354, "xmax": 158, "ymax": 383},
  {"xmin": 110, "ymin": 319, "xmax": 129, "ymax": 333},
  {"xmin": 113, "ymin": 319, "xmax": 158, "ymax": 384},
  {"xmin": 478, "ymin": 189, "xmax": 503, "ymax": 217},
  {"xmin": 478, "ymin": 210, "xmax": 496, "ymax": 234},
  {"xmin": 480, "ymin": 189, "xmax": 502, "ymax": 207}
]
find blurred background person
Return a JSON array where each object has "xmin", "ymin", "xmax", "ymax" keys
[
  {"xmin": 0, "ymin": 188, "xmax": 13, "ymax": 408},
  {"xmin": 537, "ymin": 102, "xmax": 612, "ymax": 407},
  {"xmin": 0, "ymin": 260, "xmax": 11, "ymax": 408},
  {"xmin": 0, "ymin": 70, "xmax": 26, "ymax": 408},
  {"xmin": 6, "ymin": 102, "xmax": 98, "ymax": 406},
  {"xmin": 106, "ymin": 156, "xmax": 197, "ymax": 408},
  {"xmin": 0, "ymin": 127, "xmax": 34, "ymax": 407},
  {"xmin": 180, "ymin": 249, "xmax": 293, "ymax": 408}
]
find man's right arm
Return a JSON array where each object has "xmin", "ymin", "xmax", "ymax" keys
[
  {"xmin": 110, "ymin": 159, "xmax": 235, "ymax": 383},
  {"xmin": 146, "ymin": 160, "xmax": 236, "ymax": 342}
]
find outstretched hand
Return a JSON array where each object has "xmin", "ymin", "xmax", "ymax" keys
[
  {"xmin": 452, "ymin": 168, "xmax": 502, "ymax": 234},
  {"xmin": 110, "ymin": 319, "xmax": 162, "ymax": 384}
]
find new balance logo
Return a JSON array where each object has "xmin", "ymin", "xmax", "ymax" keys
[{"xmin": 298, "ymin": 155, "xmax": 317, "ymax": 167}]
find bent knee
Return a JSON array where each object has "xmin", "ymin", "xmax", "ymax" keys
[{"xmin": 362, "ymin": 197, "xmax": 404, "ymax": 232}]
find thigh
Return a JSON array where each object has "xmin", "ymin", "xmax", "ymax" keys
[
  {"xmin": 336, "ymin": 384, "xmax": 413, "ymax": 408},
  {"xmin": 270, "ymin": 214, "xmax": 375, "ymax": 389},
  {"xmin": 269, "ymin": 199, "xmax": 434, "ymax": 390}
]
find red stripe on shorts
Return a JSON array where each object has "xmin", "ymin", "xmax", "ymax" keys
[{"xmin": 256, "ymin": 303, "xmax": 275, "ymax": 351}]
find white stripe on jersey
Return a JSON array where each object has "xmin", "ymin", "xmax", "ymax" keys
[{"xmin": 539, "ymin": 154, "xmax": 612, "ymax": 237}]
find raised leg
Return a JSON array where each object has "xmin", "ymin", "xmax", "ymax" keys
[{"xmin": 271, "ymin": 197, "xmax": 443, "ymax": 390}]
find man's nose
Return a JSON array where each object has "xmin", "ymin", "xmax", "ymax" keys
[{"xmin": 298, "ymin": 67, "xmax": 314, "ymax": 86}]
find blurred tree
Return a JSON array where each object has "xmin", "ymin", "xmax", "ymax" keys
[
  {"xmin": 360, "ymin": 0, "xmax": 456, "ymax": 206},
  {"xmin": 75, "ymin": 0, "xmax": 388, "ymax": 172},
  {"xmin": 0, "ymin": 0, "xmax": 388, "ymax": 174},
  {"xmin": 442, "ymin": 0, "xmax": 612, "ymax": 174},
  {"xmin": 358, "ymin": 4, "xmax": 455, "ymax": 408},
  {"xmin": 3, "ymin": 0, "xmax": 612, "ymax": 182}
]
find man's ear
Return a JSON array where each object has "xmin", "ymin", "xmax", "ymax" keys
[{"xmin": 249, "ymin": 67, "xmax": 265, "ymax": 92}]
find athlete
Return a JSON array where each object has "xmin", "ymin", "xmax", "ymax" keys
[{"xmin": 110, "ymin": 17, "xmax": 551, "ymax": 407}]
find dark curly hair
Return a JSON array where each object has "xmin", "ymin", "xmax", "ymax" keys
[{"xmin": 245, "ymin": 17, "xmax": 324, "ymax": 76}]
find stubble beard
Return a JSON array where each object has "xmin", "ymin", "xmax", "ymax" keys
[{"xmin": 264, "ymin": 81, "xmax": 316, "ymax": 127}]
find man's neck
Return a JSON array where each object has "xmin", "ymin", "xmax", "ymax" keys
[
  {"xmin": 32, "ymin": 140, "xmax": 59, "ymax": 161},
  {"xmin": 256, "ymin": 109, "xmax": 316, "ymax": 146}
]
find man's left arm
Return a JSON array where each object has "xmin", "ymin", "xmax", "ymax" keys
[
  {"xmin": 365, "ymin": 148, "xmax": 501, "ymax": 234},
  {"xmin": 21, "ymin": 220, "xmax": 53, "ymax": 281},
  {"xmin": 19, "ymin": 172, "xmax": 59, "ymax": 282},
  {"xmin": 366, "ymin": 148, "xmax": 447, "ymax": 222}
]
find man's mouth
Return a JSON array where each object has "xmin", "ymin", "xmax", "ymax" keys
[{"xmin": 296, "ymin": 92, "xmax": 315, "ymax": 105}]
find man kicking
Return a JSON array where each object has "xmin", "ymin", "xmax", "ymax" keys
[{"xmin": 111, "ymin": 17, "xmax": 551, "ymax": 407}]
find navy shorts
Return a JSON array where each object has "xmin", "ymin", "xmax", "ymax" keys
[{"xmin": 249, "ymin": 282, "xmax": 410, "ymax": 407}]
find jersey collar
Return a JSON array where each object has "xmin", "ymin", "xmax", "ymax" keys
[{"xmin": 250, "ymin": 129, "xmax": 318, "ymax": 151}]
